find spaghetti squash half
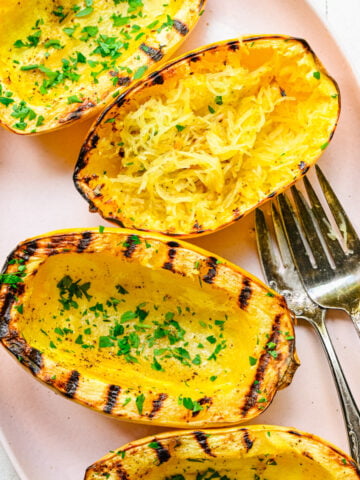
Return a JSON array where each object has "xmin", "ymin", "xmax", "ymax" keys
[
  {"xmin": 75, "ymin": 35, "xmax": 340, "ymax": 237},
  {"xmin": 0, "ymin": 0, "xmax": 205, "ymax": 134}
]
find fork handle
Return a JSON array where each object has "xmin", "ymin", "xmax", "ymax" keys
[{"xmin": 309, "ymin": 312, "xmax": 360, "ymax": 466}]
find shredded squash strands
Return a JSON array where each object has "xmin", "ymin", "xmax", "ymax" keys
[{"xmin": 75, "ymin": 37, "xmax": 340, "ymax": 235}]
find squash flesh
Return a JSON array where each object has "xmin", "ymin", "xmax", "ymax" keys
[
  {"xmin": 75, "ymin": 36, "xmax": 340, "ymax": 236},
  {"xmin": 19, "ymin": 251, "xmax": 269, "ymax": 396}
]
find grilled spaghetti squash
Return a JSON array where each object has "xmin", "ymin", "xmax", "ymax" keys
[
  {"xmin": 74, "ymin": 35, "xmax": 340, "ymax": 237},
  {"xmin": 84, "ymin": 425, "xmax": 360, "ymax": 480},
  {"xmin": 0, "ymin": 0, "xmax": 205, "ymax": 134},
  {"xmin": 0, "ymin": 228, "xmax": 298, "ymax": 427}
]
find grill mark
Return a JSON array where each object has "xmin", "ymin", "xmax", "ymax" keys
[
  {"xmin": 239, "ymin": 278, "xmax": 252, "ymax": 309},
  {"xmin": 173, "ymin": 19, "xmax": 189, "ymax": 36},
  {"xmin": 103, "ymin": 385, "xmax": 121, "ymax": 414},
  {"xmin": 116, "ymin": 467, "xmax": 130, "ymax": 480},
  {"xmin": 203, "ymin": 256, "xmax": 217, "ymax": 284},
  {"xmin": 24, "ymin": 240, "xmax": 38, "ymax": 259},
  {"xmin": 151, "ymin": 441, "xmax": 171, "ymax": 464},
  {"xmin": 162, "ymin": 244, "xmax": 178, "ymax": 272},
  {"xmin": 242, "ymin": 429, "xmax": 254, "ymax": 451},
  {"xmin": 267, "ymin": 192, "xmax": 276, "ymax": 198},
  {"xmin": 288, "ymin": 430, "xmax": 302, "ymax": 437},
  {"xmin": 0, "ymin": 292, "xmax": 16, "ymax": 338},
  {"xmin": 150, "ymin": 73, "xmax": 164, "ymax": 85},
  {"xmin": 28, "ymin": 347, "xmax": 43, "ymax": 375},
  {"xmin": 91, "ymin": 134, "xmax": 99, "ymax": 149},
  {"xmin": 228, "ymin": 41, "xmax": 239, "ymax": 51},
  {"xmin": 65, "ymin": 370, "xmax": 80, "ymax": 398},
  {"xmin": 60, "ymin": 101, "xmax": 96, "ymax": 123},
  {"xmin": 140, "ymin": 43, "xmax": 164, "ymax": 62},
  {"xmin": 241, "ymin": 314, "xmax": 282, "ymax": 415},
  {"xmin": 6, "ymin": 336, "xmax": 26, "ymax": 359},
  {"xmin": 192, "ymin": 396, "xmax": 212, "ymax": 417},
  {"xmin": 117, "ymin": 76, "xmax": 131, "ymax": 86},
  {"xmin": 194, "ymin": 431, "xmax": 216, "ymax": 457},
  {"xmin": 123, "ymin": 235, "xmax": 139, "ymax": 258},
  {"xmin": 77, "ymin": 231, "xmax": 93, "ymax": 253},
  {"xmin": 302, "ymin": 451, "xmax": 314, "ymax": 460},
  {"xmin": 167, "ymin": 241, "xmax": 180, "ymax": 248},
  {"xmin": 149, "ymin": 393, "xmax": 168, "ymax": 419}
]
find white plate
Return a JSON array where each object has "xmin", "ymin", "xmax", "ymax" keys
[{"xmin": 1, "ymin": 1, "xmax": 360, "ymax": 479}]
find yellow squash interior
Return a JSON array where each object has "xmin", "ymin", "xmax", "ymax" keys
[
  {"xmin": 86, "ymin": 427, "xmax": 356, "ymax": 480},
  {"xmin": 18, "ymin": 252, "xmax": 271, "ymax": 397},
  {"xmin": 0, "ymin": 0, "xmax": 188, "ymax": 133},
  {"xmin": 79, "ymin": 37, "xmax": 339, "ymax": 235}
]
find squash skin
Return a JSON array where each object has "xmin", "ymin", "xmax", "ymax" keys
[
  {"xmin": 0, "ymin": 0, "xmax": 206, "ymax": 135},
  {"xmin": 0, "ymin": 228, "xmax": 298, "ymax": 427},
  {"xmin": 74, "ymin": 34, "xmax": 340, "ymax": 238},
  {"xmin": 84, "ymin": 425, "xmax": 360, "ymax": 479}
]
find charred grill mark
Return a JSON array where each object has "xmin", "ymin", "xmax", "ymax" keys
[
  {"xmin": 116, "ymin": 94, "xmax": 127, "ymax": 107},
  {"xmin": 103, "ymin": 385, "xmax": 121, "ymax": 414},
  {"xmin": 77, "ymin": 231, "xmax": 93, "ymax": 253},
  {"xmin": 203, "ymin": 256, "xmax": 217, "ymax": 284},
  {"xmin": 228, "ymin": 41, "xmax": 239, "ymax": 51},
  {"xmin": 241, "ymin": 314, "xmax": 282, "ymax": 415},
  {"xmin": 60, "ymin": 101, "xmax": 96, "ymax": 123},
  {"xmin": 140, "ymin": 43, "xmax": 164, "ymax": 62},
  {"xmin": 242, "ymin": 429, "xmax": 254, "ymax": 451},
  {"xmin": 302, "ymin": 451, "xmax": 314, "ymax": 460},
  {"xmin": 149, "ymin": 393, "xmax": 168, "ymax": 419},
  {"xmin": 192, "ymin": 396, "xmax": 212, "ymax": 417},
  {"xmin": 162, "ymin": 244, "xmax": 178, "ymax": 272},
  {"xmin": 241, "ymin": 353, "xmax": 270, "ymax": 415},
  {"xmin": 6, "ymin": 336, "xmax": 26, "ymax": 359},
  {"xmin": 116, "ymin": 467, "xmax": 130, "ymax": 480},
  {"xmin": 0, "ymin": 292, "xmax": 16, "ymax": 338},
  {"xmin": 28, "ymin": 347, "xmax": 43, "ymax": 375},
  {"xmin": 65, "ymin": 370, "xmax": 80, "ymax": 398},
  {"xmin": 91, "ymin": 133, "xmax": 99, "ymax": 149},
  {"xmin": 167, "ymin": 241, "xmax": 180, "ymax": 248},
  {"xmin": 149, "ymin": 72, "xmax": 164, "ymax": 85},
  {"xmin": 194, "ymin": 431, "xmax": 216, "ymax": 457},
  {"xmin": 151, "ymin": 441, "xmax": 171, "ymax": 464},
  {"xmin": 239, "ymin": 278, "xmax": 252, "ymax": 310},
  {"xmin": 173, "ymin": 19, "xmax": 189, "ymax": 36},
  {"xmin": 24, "ymin": 240, "xmax": 38, "ymax": 259},
  {"xmin": 117, "ymin": 76, "xmax": 131, "ymax": 86},
  {"xmin": 288, "ymin": 430, "xmax": 302, "ymax": 437},
  {"xmin": 267, "ymin": 192, "xmax": 276, "ymax": 198},
  {"xmin": 123, "ymin": 235, "xmax": 139, "ymax": 258}
]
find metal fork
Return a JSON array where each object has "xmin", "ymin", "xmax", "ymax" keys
[
  {"xmin": 255, "ymin": 206, "xmax": 360, "ymax": 466},
  {"xmin": 278, "ymin": 165, "xmax": 360, "ymax": 338}
]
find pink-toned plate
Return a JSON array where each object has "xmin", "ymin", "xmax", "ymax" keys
[{"xmin": 1, "ymin": 1, "xmax": 360, "ymax": 479}]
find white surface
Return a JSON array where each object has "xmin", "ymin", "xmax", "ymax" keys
[{"xmin": 1, "ymin": 0, "xmax": 360, "ymax": 479}]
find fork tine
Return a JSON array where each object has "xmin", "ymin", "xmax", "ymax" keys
[
  {"xmin": 290, "ymin": 185, "xmax": 332, "ymax": 271},
  {"xmin": 277, "ymin": 193, "xmax": 315, "ymax": 280},
  {"xmin": 303, "ymin": 175, "xmax": 346, "ymax": 263},
  {"xmin": 271, "ymin": 202, "xmax": 295, "ymax": 270},
  {"xmin": 255, "ymin": 209, "xmax": 281, "ymax": 282},
  {"xmin": 316, "ymin": 165, "xmax": 360, "ymax": 252}
]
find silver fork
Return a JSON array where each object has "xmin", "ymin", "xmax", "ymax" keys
[
  {"xmin": 278, "ymin": 165, "xmax": 360, "ymax": 338},
  {"xmin": 255, "ymin": 206, "xmax": 360, "ymax": 466}
]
